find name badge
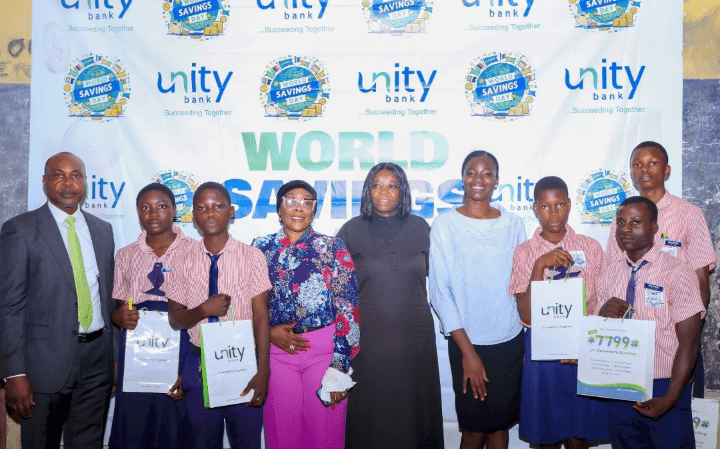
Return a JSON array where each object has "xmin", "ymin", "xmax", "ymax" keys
[
  {"xmin": 660, "ymin": 246, "xmax": 678, "ymax": 258},
  {"xmin": 644, "ymin": 283, "xmax": 664, "ymax": 308},
  {"xmin": 162, "ymin": 267, "xmax": 171, "ymax": 273},
  {"xmin": 569, "ymin": 250, "xmax": 587, "ymax": 267}
]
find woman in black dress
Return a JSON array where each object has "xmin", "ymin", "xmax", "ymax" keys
[{"xmin": 339, "ymin": 163, "xmax": 444, "ymax": 449}]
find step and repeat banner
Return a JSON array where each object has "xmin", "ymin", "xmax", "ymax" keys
[
  {"xmin": 30, "ymin": 0, "xmax": 681, "ymax": 434},
  {"xmin": 29, "ymin": 0, "xmax": 681, "ymax": 250}
]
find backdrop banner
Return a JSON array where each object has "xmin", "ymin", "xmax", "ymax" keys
[{"xmin": 30, "ymin": 0, "xmax": 682, "ymax": 432}]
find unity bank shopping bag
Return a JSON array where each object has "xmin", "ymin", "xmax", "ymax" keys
[
  {"xmin": 199, "ymin": 319, "xmax": 257, "ymax": 408},
  {"xmin": 123, "ymin": 310, "xmax": 180, "ymax": 393},
  {"xmin": 577, "ymin": 315, "xmax": 655, "ymax": 402},
  {"xmin": 531, "ymin": 277, "xmax": 586, "ymax": 360}
]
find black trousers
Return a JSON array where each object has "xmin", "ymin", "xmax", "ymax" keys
[{"xmin": 21, "ymin": 329, "xmax": 113, "ymax": 449}]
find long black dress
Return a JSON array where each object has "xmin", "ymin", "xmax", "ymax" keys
[{"xmin": 338, "ymin": 213, "xmax": 444, "ymax": 449}]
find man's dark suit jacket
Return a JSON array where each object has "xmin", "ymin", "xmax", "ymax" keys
[{"xmin": 0, "ymin": 203, "xmax": 115, "ymax": 393}]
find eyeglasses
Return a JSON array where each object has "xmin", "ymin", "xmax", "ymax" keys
[{"xmin": 282, "ymin": 196, "xmax": 316, "ymax": 211}]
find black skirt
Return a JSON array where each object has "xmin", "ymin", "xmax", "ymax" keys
[{"xmin": 447, "ymin": 330, "xmax": 524, "ymax": 434}]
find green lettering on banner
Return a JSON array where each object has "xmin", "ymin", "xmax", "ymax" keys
[
  {"xmin": 338, "ymin": 132, "xmax": 376, "ymax": 171},
  {"xmin": 296, "ymin": 131, "xmax": 334, "ymax": 171},
  {"xmin": 378, "ymin": 131, "xmax": 407, "ymax": 169},
  {"xmin": 242, "ymin": 132, "xmax": 295, "ymax": 171},
  {"xmin": 410, "ymin": 131, "xmax": 449, "ymax": 170}
]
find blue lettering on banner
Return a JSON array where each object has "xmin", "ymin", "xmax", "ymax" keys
[
  {"xmin": 176, "ymin": 0, "xmax": 219, "ymax": 18},
  {"xmin": 256, "ymin": 0, "xmax": 329, "ymax": 19},
  {"xmin": 357, "ymin": 63, "xmax": 437, "ymax": 102},
  {"xmin": 364, "ymin": 0, "xmax": 432, "ymax": 33},
  {"xmin": 61, "ymin": 0, "xmax": 134, "ymax": 19},
  {"xmin": 564, "ymin": 59, "xmax": 645, "ymax": 100},
  {"xmin": 581, "ymin": 0, "xmax": 623, "ymax": 12},
  {"xmin": 461, "ymin": 0, "xmax": 535, "ymax": 18},
  {"xmin": 75, "ymin": 80, "xmax": 119, "ymax": 100}
]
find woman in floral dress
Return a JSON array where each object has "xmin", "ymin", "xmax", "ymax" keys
[{"xmin": 252, "ymin": 180, "xmax": 360, "ymax": 449}]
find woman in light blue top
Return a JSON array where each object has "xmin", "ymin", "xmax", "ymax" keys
[{"xmin": 429, "ymin": 150, "xmax": 526, "ymax": 449}]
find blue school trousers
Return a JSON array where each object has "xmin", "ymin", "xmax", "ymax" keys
[
  {"xmin": 182, "ymin": 350, "xmax": 263, "ymax": 449},
  {"xmin": 608, "ymin": 378, "xmax": 694, "ymax": 449}
]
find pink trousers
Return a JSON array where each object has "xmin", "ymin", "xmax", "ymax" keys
[{"xmin": 264, "ymin": 325, "xmax": 347, "ymax": 449}]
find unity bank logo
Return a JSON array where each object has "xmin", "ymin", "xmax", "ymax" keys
[
  {"xmin": 260, "ymin": 56, "xmax": 330, "ymax": 120},
  {"xmin": 84, "ymin": 174, "xmax": 126, "ymax": 209},
  {"xmin": 152, "ymin": 170, "xmax": 200, "ymax": 223},
  {"xmin": 214, "ymin": 345, "xmax": 246, "ymax": 361},
  {"xmin": 358, "ymin": 63, "xmax": 436, "ymax": 103},
  {"xmin": 136, "ymin": 336, "xmax": 171, "ymax": 347},
  {"xmin": 541, "ymin": 303, "xmax": 573, "ymax": 319},
  {"xmin": 462, "ymin": 0, "xmax": 535, "ymax": 18},
  {"xmin": 257, "ymin": 0, "xmax": 329, "ymax": 20},
  {"xmin": 565, "ymin": 59, "xmax": 645, "ymax": 101},
  {"xmin": 576, "ymin": 169, "xmax": 634, "ymax": 224},
  {"xmin": 64, "ymin": 54, "xmax": 130, "ymax": 122},
  {"xmin": 464, "ymin": 52, "xmax": 535, "ymax": 120},
  {"xmin": 61, "ymin": 0, "xmax": 133, "ymax": 20},
  {"xmin": 162, "ymin": 0, "xmax": 230, "ymax": 39},
  {"xmin": 362, "ymin": 0, "xmax": 433, "ymax": 34},
  {"xmin": 569, "ymin": 0, "xmax": 638, "ymax": 31},
  {"xmin": 157, "ymin": 62, "xmax": 233, "ymax": 104}
]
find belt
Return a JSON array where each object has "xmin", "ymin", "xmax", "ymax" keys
[
  {"xmin": 77, "ymin": 328, "xmax": 103, "ymax": 344},
  {"xmin": 189, "ymin": 344, "xmax": 201, "ymax": 356},
  {"xmin": 290, "ymin": 325, "xmax": 327, "ymax": 335}
]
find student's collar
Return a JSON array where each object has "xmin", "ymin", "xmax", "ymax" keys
[
  {"xmin": 136, "ymin": 225, "xmax": 185, "ymax": 255},
  {"xmin": 623, "ymin": 242, "xmax": 661, "ymax": 267},
  {"xmin": 201, "ymin": 234, "xmax": 236, "ymax": 256},
  {"xmin": 533, "ymin": 223, "xmax": 574, "ymax": 248},
  {"xmin": 656, "ymin": 189, "xmax": 672, "ymax": 210}
]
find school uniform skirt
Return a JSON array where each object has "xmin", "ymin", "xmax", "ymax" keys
[
  {"xmin": 520, "ymin": 328, "xmax": 610, "ymax": 444},
  {"xmin": 109, "ymin": 300, "xmax": 192, "ymax": 449},
  {"xmin": 447, "ymin": 331, "xmax": 523, "ymax": 434}
]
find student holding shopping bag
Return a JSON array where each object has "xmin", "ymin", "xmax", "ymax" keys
[
  {"xmin": 509, "ymin": 176, "xmax": 609, "ymax": 449},
  {"xmin": 109, "ymin": 183, "xmax": 195, "ymax": 449},
  {"xmin": 598, "ymin": 196, "xmax": 704, "ymax": 448},
  {"xmin": 168, "ymin": 182, "xmax": 271, "ymax": 449}
]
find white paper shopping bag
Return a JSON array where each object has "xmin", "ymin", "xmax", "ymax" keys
[
  {"xmin": 692, "ymin": 398, "xmax": 719, "ymax": 448},
  {"xmin": 199, "ymin": 319, "xmax": 257, "ymax": 408},
  {"xmin": 123, "ymin": 311, "xmax": 180, "ymax": 393},
  {"xmin": 577, "ymin": 315, "xmax": 655, "ymax": 402},
  {"xmin": 531, "ymin": 277, "xmax": 586, "ymax": 360}
]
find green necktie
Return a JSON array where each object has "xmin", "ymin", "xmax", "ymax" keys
[{"xmin": 65, "ymin": 216, "xmax": 93, "ymax": 331}]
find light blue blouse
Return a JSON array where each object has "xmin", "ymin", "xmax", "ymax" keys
[{"xmin": 429, "ymin": 206, "xmax": 526, "ymax": 346}]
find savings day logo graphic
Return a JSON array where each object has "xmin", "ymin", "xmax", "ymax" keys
[
  {"xmin": 465, "ymin": 52, "xmax": 535, "ymax": 120},
  {"xmin": 64, "ymin": 54, "xmax": 130, "ymax": 121},
  {"xmin": 569, "ymin": 0, "xmax": 639, "ymax": 31},
  {"xmin": 361, "ymin": 0, "xmax": 433, "ymax": 34},
  {"xmin": 152, "ymin": 170, "xmax": 200, "ymax": 223},
  {"xmin": 576, "ymin": 169, "xmax": 634, "ymax": 224},
  {"xmin": 260, "ymin": 56, "xmax": 330, "ymax": 120},
  {"xmin": 162, "ymin": 0, "xmax": 230, "ymax": 39}
]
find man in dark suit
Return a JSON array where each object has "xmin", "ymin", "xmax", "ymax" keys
[{"xmin": 0, "ymin": 152, "xmax": 116, "ymax": 448}]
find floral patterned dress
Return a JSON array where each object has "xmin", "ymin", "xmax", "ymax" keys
[{"xmin": 252, "ymin": 226, "xmax": 360, "ymax": 373}]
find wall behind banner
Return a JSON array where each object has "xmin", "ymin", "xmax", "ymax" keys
[{"xmin": 2, "ymin": 1, "xmax": 720, "ymax": 448}]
